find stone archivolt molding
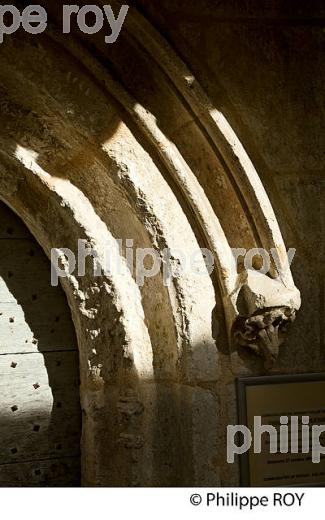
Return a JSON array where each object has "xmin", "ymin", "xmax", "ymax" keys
[{"xmin": 0, "ymin": 2, "xmax": 300, "ymax": 485}]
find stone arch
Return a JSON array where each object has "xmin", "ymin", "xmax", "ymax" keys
[
  {"xmin": 0, "ymin": 5, "xmax": 300, "ymax": 485},
  {"xmin": 43, "ymin": 2, "xmax": 300, "ymax": 366}
]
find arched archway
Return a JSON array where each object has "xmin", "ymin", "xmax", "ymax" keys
[{"xmin": 0, "ymin": 4, "xmax": 300, "ymax": 486}]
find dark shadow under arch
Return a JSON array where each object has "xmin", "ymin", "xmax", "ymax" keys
[{"xmin": 0, "ymin": 201, "xmax": 81, "ymax": 487}]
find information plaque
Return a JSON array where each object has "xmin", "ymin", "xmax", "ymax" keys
[{"xmin": 237, "ymin": 374, "xmax": 325, "ymax": 486}]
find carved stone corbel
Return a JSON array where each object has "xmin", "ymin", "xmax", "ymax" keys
[
  {"xmin": 231, "ymin": 270, "xmax": 300, "ymax": 369},
  {"xmin": 233, "ymin": 306, "xmax": 297, "ymax": 369}
]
